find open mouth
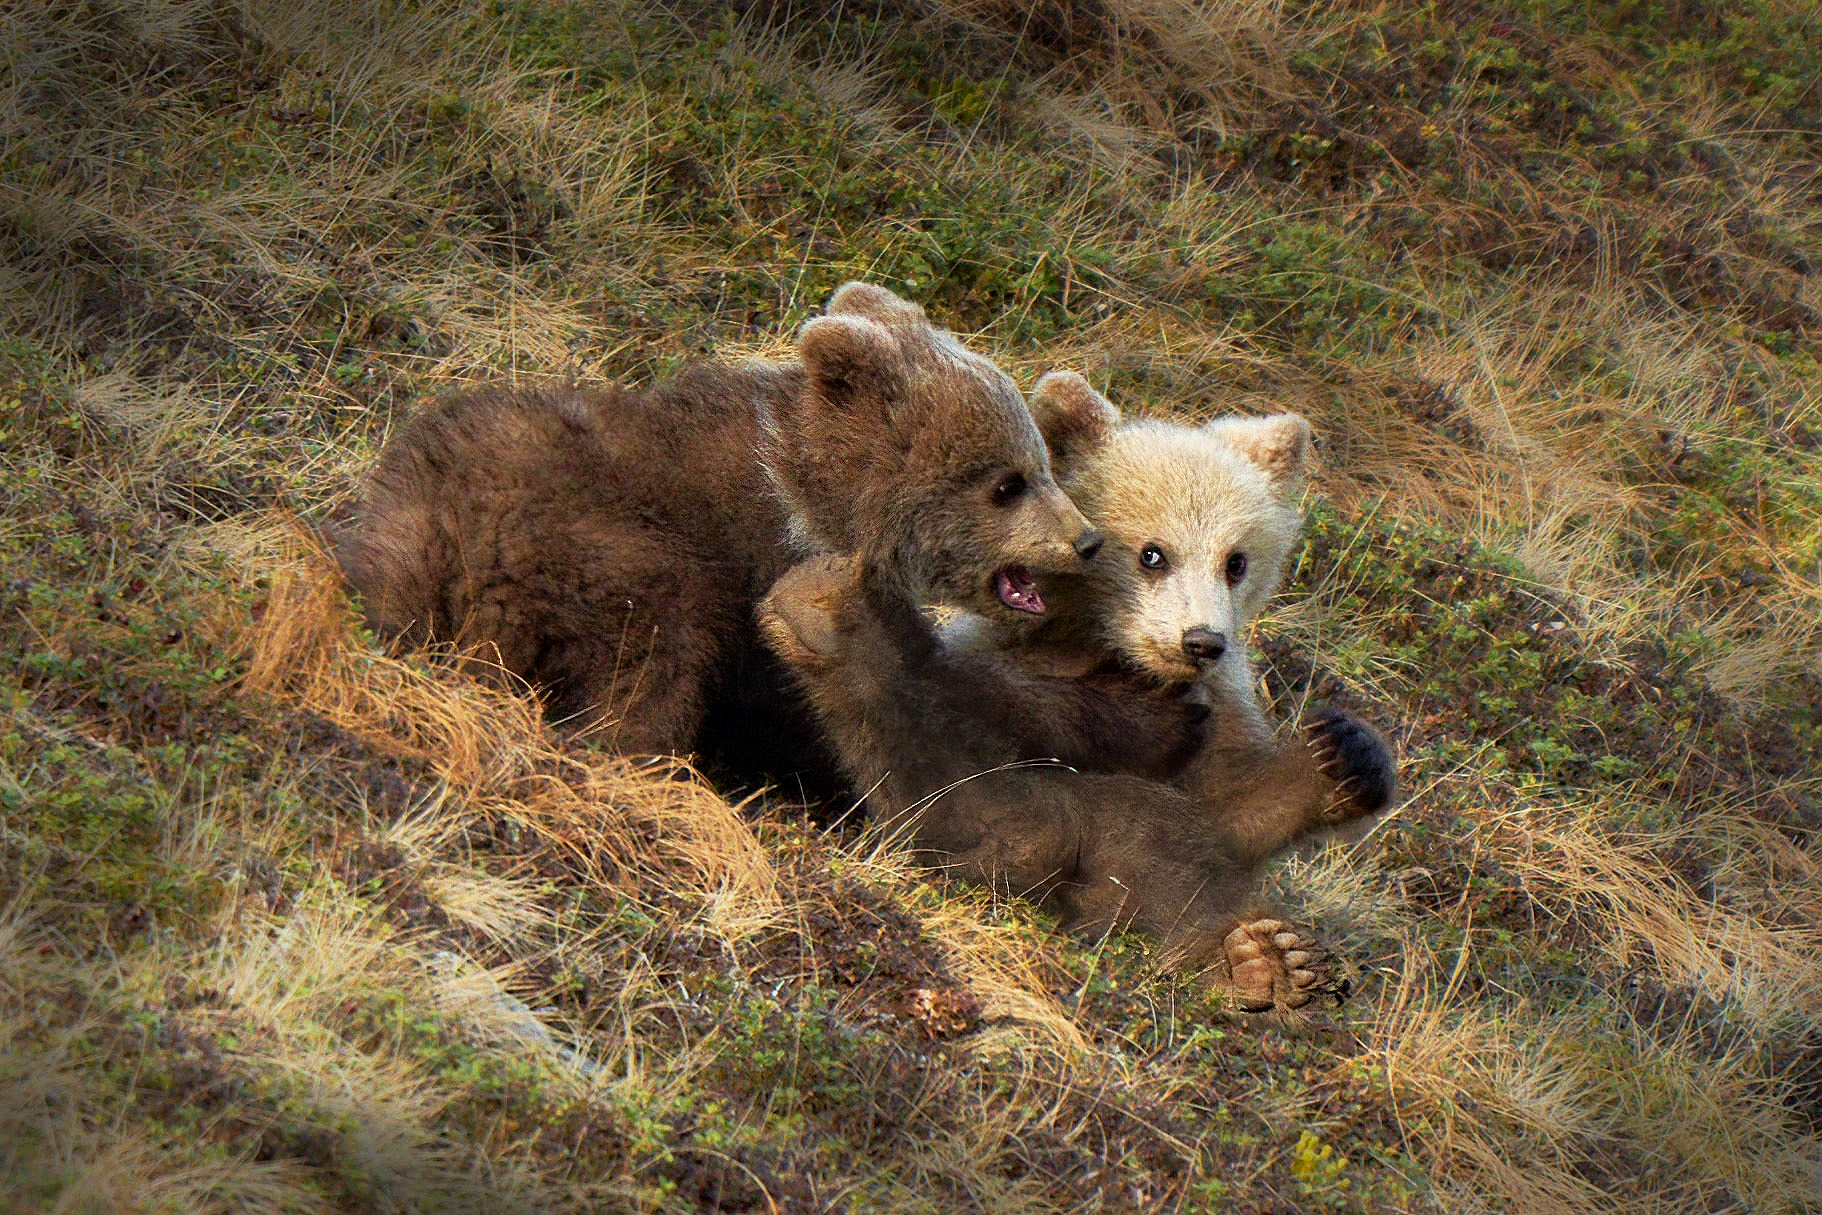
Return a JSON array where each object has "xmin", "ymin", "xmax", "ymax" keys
[{"xmin": 994, "ymin": 565, "xmax": 1046, "ymax": 616}]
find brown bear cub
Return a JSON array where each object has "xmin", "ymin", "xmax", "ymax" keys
[
  {"xmin": 338, "ymin": 284, "xmax": 1120, "ymax": 773},
  {"xmin": 760, "ymin": 553, "xmax": 1369, "ymax": 1011}
]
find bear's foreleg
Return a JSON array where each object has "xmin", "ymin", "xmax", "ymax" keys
[
  {"xmin": 926, "ymin": 651, "xmax": 1208, "ymax": 780},
  {"xmin": 1185, "ymin": 686, "xmax": 1398, "ymax": 867}
]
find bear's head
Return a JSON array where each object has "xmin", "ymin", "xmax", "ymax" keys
[
  {"xmin": 1025, "ymin": 371, "xmax": 1311, "ymax": 686},
  {"xmin": 760, "ymin": 283, "xmax": 1105, "ymax": 620}
]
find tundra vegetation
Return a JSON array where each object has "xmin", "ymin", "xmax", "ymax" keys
[{"xmin": 2, "ymin": 0, "xmax": 1818, "ymax": 1210}]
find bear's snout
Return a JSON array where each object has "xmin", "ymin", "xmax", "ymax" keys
[
  {"xmin": 1181, "ymin": 628, "xmax": 1227, "ymax": 664},
  {"xmin": 1014, "ymin": 487, "xmax": 1099, "ymax": 572}
]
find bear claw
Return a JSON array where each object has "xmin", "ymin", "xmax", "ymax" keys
[
  {"xmin": 1222, "ymin": 918, "xmax": 1344, "ymax": 1013},
  {"xmin": 1305, "ymin": 707, "xmax": 1397, "ymax": 824}
]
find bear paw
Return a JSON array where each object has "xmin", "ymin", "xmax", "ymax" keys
[
  {"xmin": 1222, "ymin": 919, "xmax": 1343, "ymax": 1012},
  {"xmin": 1305, "ymin": 706, "xmax": 1397, "ymax": 825}
]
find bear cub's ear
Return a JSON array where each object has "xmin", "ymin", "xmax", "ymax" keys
[
  {"xmin": 1204, "ymin": 413, "xmax": 1312, "ymax": 494},
  {"xmin": 825, "ymin": 281, "xmax": 930, "ymax": 331},
  {"xmin": 798, "ymin": 314, "xmax": 904, "ymax": 408},
  {"xmin": 1029, "ymin": 371, "xmax": 1120, "ymax": 475}
]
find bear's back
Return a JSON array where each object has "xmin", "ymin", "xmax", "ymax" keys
[{"xmin": 341, "ymin": 364, "xmax": 801, "ymax": 656}]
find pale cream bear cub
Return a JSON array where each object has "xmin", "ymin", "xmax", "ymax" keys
[{"xmin": 949, "ymin": 372, "xmax": 1399, "ymax": 864}]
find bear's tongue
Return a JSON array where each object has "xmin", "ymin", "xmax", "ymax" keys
[{"xmin": 995, "ymin": 566, "xmax": 1045, "ymax": 616}]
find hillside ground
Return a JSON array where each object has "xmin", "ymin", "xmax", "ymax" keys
[{"xmin": 3, "ymin": 0, "xmax": 1820, "ymax": 1210}]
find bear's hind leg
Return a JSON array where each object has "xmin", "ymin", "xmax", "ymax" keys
[
  {"xmin": 1063, "ymin": 778, "xmax": 1349, "ymax": 1012},
  {"xmin": 911, "ymin": 775, "xmax": 1082, "ymax": 908},
  {"xmin": 568, "ymin": 610, "xmax": 728, "ymax": 757},
  {"xmin": 551, "ymin": 546, "xmax": 748, "ymax": 758},
  {"xmin": 1218, "ymin": 917, "xmax": 1340, "ymax": 1012}
]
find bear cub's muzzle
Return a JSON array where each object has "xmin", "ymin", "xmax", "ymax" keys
[{"xmin": 1181, "ymin": 627, "xmax": 1228, "ymax": 665}]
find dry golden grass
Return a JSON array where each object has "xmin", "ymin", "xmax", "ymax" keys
[
  {"xmin": 922, "ymin": 0, "xmax": 1324, "ymax": 141},
  {"xmin": 4, "ymin": 0, "xmax": 1820, "ymax": 1210},
  {"xmin": 237, "ymin": 532, "xmax": 788, "ymax": 935}
]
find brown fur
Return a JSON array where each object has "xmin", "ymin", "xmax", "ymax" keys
[
  {"xmin": 926, "ymin": 655, "xmax": 1207, "ymax": 781},
  {"xmin": 760, "ymin": 554, "xmax": 1343, "ymax": 1011},
  {"xmin": 339, "ymin": 367, "xmax": 782, "ymax": 754},
  {"xmin": 761, "ymin": 282, "xmax": 1100, "ymax": 607},
  {"xmin": 1180, "ymin": 682, "xmax": 1396, "ymax": 865},
  {"xmin": 339, "ymin": 284, "xmax": 1106, "ymax": 765}
]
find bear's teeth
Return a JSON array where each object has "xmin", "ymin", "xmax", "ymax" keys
[{"xmin": 995, "ymin": 567, "xmax": 1045, "ymax": 615}]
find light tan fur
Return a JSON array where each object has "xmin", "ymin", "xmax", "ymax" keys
[
  {"xmin": 969, "ymin": 371, "xmax": 1311, "ymax": 692},
  {"xmin": 1062, "ymin": 411, "xmax": 1309, "ymax": 684}
]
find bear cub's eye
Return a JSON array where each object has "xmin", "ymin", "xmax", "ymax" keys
[
  {"xmin": 1225, "ymin": 552, "xmax": 1248, "ymax": 583},
  {"xmin": 991, "ymin": 472, "xmax": 1028, "ymax": 506},
  {"xmin": 1139, "ymin": 544, "xmax": 1169, "ymax": 572}
]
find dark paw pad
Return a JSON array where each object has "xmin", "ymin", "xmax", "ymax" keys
[
  {"xmin": 1305, "ymin": 707, "xmax": 1397, "ymax": 822},
  {"xmin": 1223, "ymin": 919, "xmax": 1344, "ymax": 1013}
]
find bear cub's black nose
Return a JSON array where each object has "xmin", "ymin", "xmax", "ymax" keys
[
  {"xmin": 1181, "ymin": 628, "xmax": 1227, "ymax": 663},
  {"xmin": 1072, "ymin": 530, "xmax": 1104, "ymax": 560}
]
